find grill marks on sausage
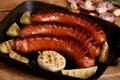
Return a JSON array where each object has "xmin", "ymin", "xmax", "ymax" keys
[
  {"xmin": 13, "ymin": 11, "xmax": 107, "ymax": 68},
  {"xmin": 20, "ymin": 23, "xmax": 100, "ymax": 57},
  {"xmin": 32, "ymin": 11, "xmax": 106, "ymax": 44},
  {"xmin": 14, "ymin": 35, "xmax": 95, "ymax": 68}
]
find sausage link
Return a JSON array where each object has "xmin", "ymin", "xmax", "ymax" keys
[
  {"xmin": 14, "ymin": 35, "xmax": 95, "ymax": 68},
  {"xmin": 32, "ymin": 11, "xmax": 106, "ymax": 44},
  {"xmin": 20, "ymin": 23, "xmax": 100, "ymax": 57}
]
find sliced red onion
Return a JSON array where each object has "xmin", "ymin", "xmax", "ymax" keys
[
  {"xmin": 97, "ymin": 1, "xmax": 114, "ymax": 11},
  {"xmin": 106, "ymin": 2, "xmax": 114, "ymax": 11},
  {"xmin": 99, "ymin": 12, "xmax": 115, "ymax": 23},
  {"xmin": 97, "ymin": 2, "xmax": 107, "ymax": 7},
  {"xmin": 86, "ymin": 0, "xmax": 93, "ymax": 2},
  {"xmin": 67, "ymin": 0, "xmax": 80, "ymax": 4},
  {"xmin": 79, "ymin": 1, "xmax": 96, "ymax": 13}
]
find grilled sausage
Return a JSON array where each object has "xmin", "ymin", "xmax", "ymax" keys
[
  {"xmin": 32, "ymin": 11, "xmax": 106, "ymax": 44},
  {"xmin": 20, "ymin": 23, "xmax": 100, "ymax": 57},
  {"xmin": 14, "ymin": 35, "xmax": 95, "ymax": 68}
]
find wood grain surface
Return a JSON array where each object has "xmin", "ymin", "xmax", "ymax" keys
[{"xmin": 0, "ymin": 0, "xmax": 120, "ymax": 80}]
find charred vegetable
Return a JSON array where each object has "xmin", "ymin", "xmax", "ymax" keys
[
  {"xmin": 9, "ymin": 51, "xmax": 29, "ymax": 63},
  {"xmin": 61, "ymin": 66, "xmax": 98, "ymax": 79},
  {"xmin": 20, "ymin": 11, "xmax": 31, "ymax": 24},
  {"xmin": 99, "ymin": 41, "xmax": 109, "ymax": 63},
  {"xmin": 6, "ymin": 23, "xmax": 20, "ymax": 37},
  {"xmin": 0, "ymin": 39, "xmax": 14, "ymax": 54},
  {"xmin": 37, "ymin": 50, "xmax": 66, "ymax": 72}
]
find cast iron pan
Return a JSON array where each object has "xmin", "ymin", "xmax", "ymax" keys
[{"xmin": 0, "ymin": 1, "xmax": 120, "ymax": 80}]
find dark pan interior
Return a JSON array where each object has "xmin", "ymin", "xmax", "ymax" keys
[{"xmin": 0, "ymin": 1, "xmax": 120, "ymax": 80}]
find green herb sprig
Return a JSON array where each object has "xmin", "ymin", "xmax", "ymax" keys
[{"xmin": 107, "ymin": 0, "xmax": 120, "ymax": 7}]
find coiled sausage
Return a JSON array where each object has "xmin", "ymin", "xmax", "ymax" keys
[
  {"xmin": 32, "ymin": 11, "xmax": 106, "ymax": 44},
  {"xmin": 14, "ymin": 35, "xmax": 95, "ymax": 68},
  {"xmin": 20, "ymin": 23, "xmax": 100, "ymax": 57}
]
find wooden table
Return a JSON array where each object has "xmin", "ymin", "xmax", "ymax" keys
[{"xmin": 0, "ymin": 0, "xmax": 120, "ymax": 80}]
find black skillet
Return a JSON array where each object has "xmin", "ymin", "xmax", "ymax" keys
[{"xmin": 0, "ymin": 1, "xmax": 120, "ymax": 80}]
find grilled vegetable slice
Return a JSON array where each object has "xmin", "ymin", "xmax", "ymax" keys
[
  {"xmin": 37, "ymin": 50, "xmax": 66, "ymax": 72},
  {"xmin": 0, "ymin": 39, "xmax": 14, "ymax": 54},
  {"xmin": 6, "ymin": 23, "xmax": 20, "ymax": 37},
  {"xmin": 99, "ymin": 41, "xmax": 109, "ymax": 63},
  {"xmin": 20, "ymin": 11, "xmax": 31, "ymax": 24},
  {"xmin": 9, "ymin": 51, "xmax": 29, "ymax": 63},
  {"xmin": 61, "ymin": 66, "xmax": 98, "ymax": 79}
]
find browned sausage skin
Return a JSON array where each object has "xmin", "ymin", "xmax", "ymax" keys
[
  {"xmin": 20, "ymin": 23, "xmax": 100, "ymax": 57},
  {"xmin": 32, "ymin": 11, "xmax": 106, "ymax": 44},
  {"xmin": 14, "ymin": 35, "xmax": 95, "ymax": 68}
]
